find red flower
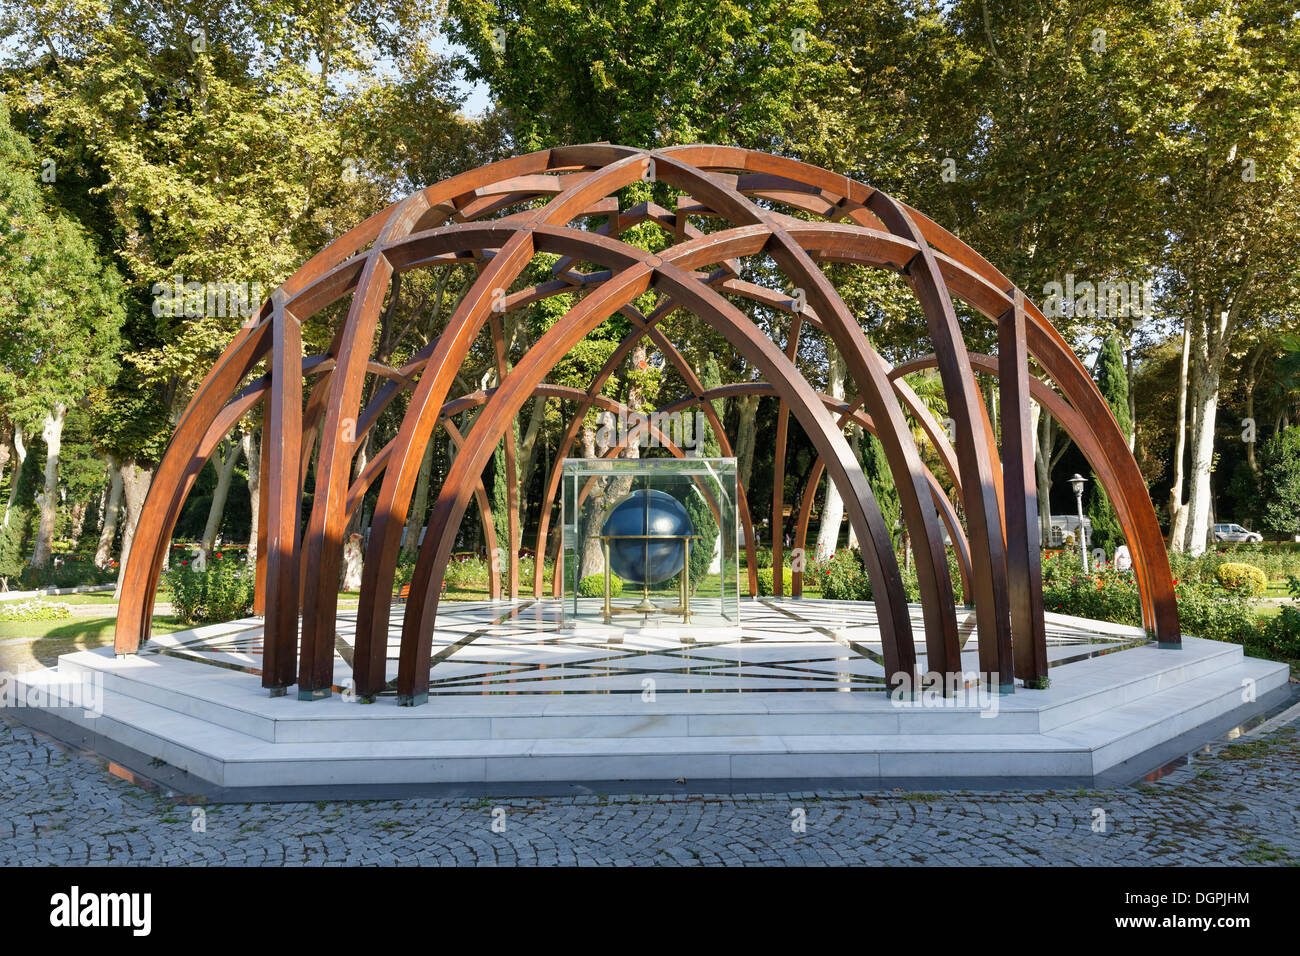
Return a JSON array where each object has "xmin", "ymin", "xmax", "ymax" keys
[{"xmin": 215, "ymin": 552, "xmax": 223, "ymax": 559}]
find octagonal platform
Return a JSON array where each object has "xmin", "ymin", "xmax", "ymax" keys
[{"xmin": 7, "ymin": 598, "xmax": 1290, "ymax": 795}]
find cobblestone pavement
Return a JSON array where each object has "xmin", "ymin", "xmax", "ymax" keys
[{"xmin": 1, "ymin": 716, "xmax": 1296, "ymax": 866}]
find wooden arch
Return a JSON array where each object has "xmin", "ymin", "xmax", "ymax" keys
[{"xmin": 114, "ymin": 144, "xmax": 1180, "ymax": 705}]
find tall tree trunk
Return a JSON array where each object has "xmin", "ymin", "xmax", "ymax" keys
[
  {"xmin": 734, "ymin": 393, "xmax": 760, "ymax": 500},
  {"xmin": 1184, "ymin": 302, "xmax": 1239, "ymax": 555},
  {"xmin": 813, "ymin": 349, "xmax": 846, "ymax": 561},
  {"xmin": 95, "ymin": 458, "xmax": 123, "ymax": 567},
  {"xmin": 5, "ymin": 426, "xmax": 26, "ymax": 527},
  {"xmin": 30, "ymin": 402, "xmax": 67, "ymax": 569},
  {"xmin": 113, "ymin": 461, "xmax": 153, "ymax": 600},
  {"xmin": 1243, "ymin": 340, "xmax": 1267, "ymax": 477},
  {"xmin": 67, "ymin": 501, "xmax": 88, "ymax": 550},
  {"xmin": 1125, "ymin": 339, "xmax": 1137, "ymax": 452},
  {"xmin": 0, "ymin": 423, "xmax": 10, "ymax": 516},
  {"xmin": 200, "ymin": 437, "xmax": 243, "ymax": 560},
  {"xmin": 1033, "ymin": 401, "xmax": 1052, "ymax": 543},
  {"xmin": 1184, "ymin": 348, "xmax": 1221, "ymax": 556},
  {"xmin": 402, "ymin": 437, "xmax": 435, "ymax": 554},
  {"xmin": 578, "ymin": 416, "xmax": 612, "ymax": 579},
  {"xmin": 1167, "ymin": 317, "xmax": 1192, "ymax": 550},
  {"xmin": 242, "ymin": 427, "xmax": 261, "ymax": 567},
  {"xmin": 515, "ymin": 395, "xmax": 548, "ymax": 533},
  {"xmin": 845, "ymin": 423, "xmax": 863, "ymax": 551}
]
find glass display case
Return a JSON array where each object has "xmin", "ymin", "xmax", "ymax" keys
[{"xmin": 560, "ymin": 457, "xmax": 739, "ymax": 627}]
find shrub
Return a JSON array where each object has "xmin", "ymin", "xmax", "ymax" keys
[
  {"xmin": 0, "ymin": 599, "xmax": 72, "ymax": 622},
  {"xmin": 1041, "ymin": 553, "xmax": 1144, "ymax": 627},
  {"xmin": 1202, "ymin": 543, "xmax": 1300, "ymax": 582},
  {"xmin": 394, "ymin": 555, "xmax": 416, "ymax": 592},
  {"xmin": 1254, "ymin": 575, "xmax": 1300, "ymax": 658},
  {"xmin": 756, "ymin": 566, "xmax": 793, "ymax": 596},
  {"xmin": 1041, "ymin": 550, "xmax": 1262, "ymax": 644},
  {"xmin": 165, "ymin": 555, "xmax": 255, "ymax": 624},
  {"xmin": 14, "ymin": 559, "xmax": 116, "ymax": 591},
  {"xmin": 1252, "ymin": 606, "xmax": 1300, "ymax": 660},
  {"xmin": 578, "ymin": 573, "xmax": 622, "ymax": 597},
  {"xmin": 443, "ymin": 553, "xmax": 490, "ymax": 591},
  {"xmin": 814, "ymin": 548, "xmax": 873, "ymax": 601},
  {"xmin": 1214, "ymin": 562, "xmax": 1268, "ymax": 596}
]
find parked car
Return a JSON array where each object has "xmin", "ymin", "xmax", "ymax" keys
[{"xmin": 1213, "ymin": 523, "xmax": 1262, "ymax": 543}]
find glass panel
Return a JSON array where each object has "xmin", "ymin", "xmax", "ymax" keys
[{"xmin": 561, "ymin": 457, "xmax": 739, "ymax": 628}]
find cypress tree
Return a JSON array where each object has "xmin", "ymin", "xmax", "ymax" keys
[{"xmin": 1087, "ymin": 335, "xmax": 1130, "ymax": 556}]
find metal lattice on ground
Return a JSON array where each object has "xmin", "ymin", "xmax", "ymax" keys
[{"xmin": 113, "ymin": 145, "xmax": 1180, "ymax": 705}]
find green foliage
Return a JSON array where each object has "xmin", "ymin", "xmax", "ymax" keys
[
  {"xmin": 1253, "ymin": 577, "xmax": 1300, "ymax": 659},
  {"xmin": 0, "ymin": 100, "xmax": 123, "ymax": 430},
  {"xmin": 1260, "ymin": 428, "xmax": 1300, "ymax": 539},
  {"xmin": 0, "ymin": 600, "xmax": 72, "ymax": 622},
  {"xmin": 862, "ymin": 433, "xmax": 900, "ymax": 544},
  {"xmin": 14, "ymin": 559, "xmax": 116, "ymax": 590},
  {"xmin": 0, "ymin": 518, "xmax": 26, "ymax": 586},
  {"xmin": 447, "ymin": 0, "xmax": 836, "ymax": 150},
  {"xmin": 165, "ymin": 555, "xmax": 255, "ymax": 625},
  {"xmin": 578, "ymin": 573, "xmax": 621, "ymax": 598},
  {"xmin": 1204, "ymin": 543, "xmax": 1300, "ymax": 581},
  {"xmin": 815, "ymin": 548, "xmax": 873, "ymax": 601},
  {"xmin": 1095, "ymin": 335, "xmax": 1133, "ymax": 440},
  {"xmin": 756, "ymin": 566, "xmax": 793, "ymax": 596},
  {"xmin": 1042, "ymin": 550, "xmax": 1264, "ymax": 647},
  {"xmin": 0, "ymin": 440, "xmax": 41, "ymax": 580},
  {"xmin": 1087, "ymin": 336, "xmax": 1130, "ymax": 555},
  {"xmin": 1214, "ymin": 562, "xmax": 1268, "ymax": 597},
  {"xmin": 445, "ymin": 554, "xmax": 491, "ymax": 592}
]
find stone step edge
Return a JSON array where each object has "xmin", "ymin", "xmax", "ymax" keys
[
  {"xmin": 48, "ymin": 636, "xmax": 1245, "ymax": 740},
  {"xmin": 13, "ymin": 657, "xmax": 1283, "ymax": 770}
]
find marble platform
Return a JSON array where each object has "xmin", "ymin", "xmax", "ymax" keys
[{"xmin": 5, "ymin": 598, "xmax": 1290, "ymax": 789}]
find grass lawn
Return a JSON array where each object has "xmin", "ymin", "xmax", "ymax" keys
[
  {"xmin": 0, "ymin": 613, "xmax": 190, "ymax": 672},
  {"xmin": 0, "ymin": 591, "xmax": 120, "ymax": 606}
]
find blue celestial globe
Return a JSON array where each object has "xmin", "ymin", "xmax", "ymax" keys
[{"xmin": 601, "ymin": 489, "xmax": 694, "ymax": 586}]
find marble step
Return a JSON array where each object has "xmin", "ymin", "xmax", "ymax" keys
[
  {"xmin": 45, "ymin": 636, "xmax": 1250, "ymax": 745},
  {"xmin": 14, "ymin": 652, "xmax": 1288, "ymax": 786}
]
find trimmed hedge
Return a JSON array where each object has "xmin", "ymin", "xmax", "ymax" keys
[
  {"xmin": 756, "ymin": 566, "xmax": 793, "ymax": 596},
  {"xmin": 1215, "ymin": 562, "xmax": 1268, "ymax": 596},
  {"xmin": 578, "ymin": 573, "xmax": 622, "ymax": 597}
]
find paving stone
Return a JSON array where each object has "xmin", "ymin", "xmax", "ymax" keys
[{"xmin": 1, "ymin": 717, "xmax": 1297, "ymax": 866}]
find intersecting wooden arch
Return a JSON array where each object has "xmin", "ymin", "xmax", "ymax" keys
[{"xmin": 114, "ymin": 144, "xmax": 1180, "ymax": 705}]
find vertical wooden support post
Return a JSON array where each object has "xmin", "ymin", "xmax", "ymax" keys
[
  {"xmin": 263, "ymin": 292, "xmax": 303, "ymax": 693},
  {"xmin": 1000, "ymin": 290, "xmax": 1048, "ymax": 687},
  {"xmin": 253, "ymin": 422, "xmax": 271, "ymax": 616}
]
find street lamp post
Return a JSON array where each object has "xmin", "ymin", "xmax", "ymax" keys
[{"xmin": 1069, "ymin": 473, "xmax": 1089, "ymax": 573}]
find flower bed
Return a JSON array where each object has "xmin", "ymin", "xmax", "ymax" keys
[{"xmin": 0, "ymin": 600, "xmax": 73, "ymax": 622}]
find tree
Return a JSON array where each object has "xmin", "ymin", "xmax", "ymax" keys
[
  {"xmin": 0, "ymin": 99, "xmax": 123, "ymax": 569},
  {"xmin": 1087, "ymin": 335, "xmax": 1130, "ymax": 555},
  {"xmin": 1156, "ymin": 0, "xmax": 1300, "ymax": 554},
  {"xmin": 862, "ymin": 431, "xmax": 900, "ymax": 546},
  {"xmin": 0, "ymin": 440, "xmax": 40, "ymax": 588},
  {"xmin": 447, "ymin": 0, "xmax": 836, "ymax": 151},
  {"xmin": 681, "ymin": 355, "xmax": 723, "ymax": 592},
  {"xmin": 1259, "ymin": 427, "xmax": 1300, "ymax": 540}
]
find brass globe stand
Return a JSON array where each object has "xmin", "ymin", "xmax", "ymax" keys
[{"xmin": 602, "ymin": 534, "xmax": 696, "ymax": 624}]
